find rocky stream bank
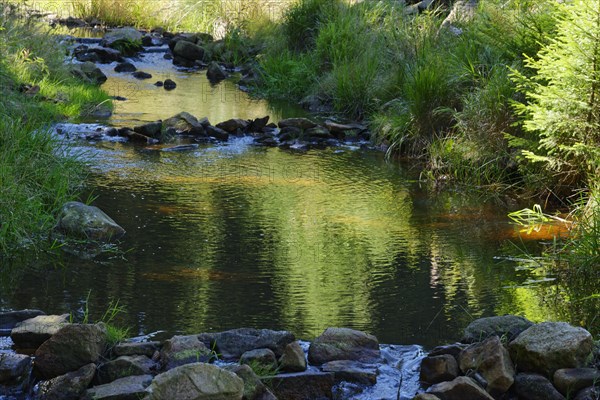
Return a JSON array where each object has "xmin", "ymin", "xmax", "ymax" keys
[{"xmin": 0, "ymin": 311, "xmax": 598, "ymax": 400}]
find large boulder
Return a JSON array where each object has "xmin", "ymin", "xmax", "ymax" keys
[
  {"xmin": 146, "ymin": 363, "xmax": 244, "ymax": 400},
  {"xmin": 514, "ymin": 373, "xmax": 566, "ymax": 400},
  {"xmin": 173, "ymin": 40, "xmax": 205, "ymax": 61},
  {"xmin": 427, "ymin": 376, "xmax": 494, "ymax": 400},
  {"xmin": 10, "ymin": 314, "xmax": 69, "ymax": 349},
  {"xmin": 278, "ymin": 118, "xmax": 317, "ymax": 130},
  {"xmin": 35, "ymin": 363, "xmax": 96, "ymax": 400},
  {"xmin": 160, "ymin": 335, "xmax": 212, "ymax": 371},
  {"xmin": 201, "ymin": 328, "xmax": 295, "ymax": 360},
  {"xmin": 0, "ymin": 353, "xmax": 31, "ymax": 384},
  {"xmin": 420, "ymin": 354, "xmax": 459, "ymax": 385},
  {"xmin": 307, "ymin": 328, "xmax": 380, "ymax": 366},
  {"xmin": 34, "ymin": 323, "xmax": 107, "ymax": 379},
  {"xmin": 458, "ymin": 336, "xmax": 515, "ymax": 396},
  {"xmin": 96, "ymin": 355, "xmax": 155, "ymax": 384},
  {"xmin": 0, "ymin": 309, "xmax": 45, "ymax": 333},
  {"xmin": 509, "ymin": 322, "xmax": 593, "ymax": 377},
  {"xmin": 553, "ymin": 368, "xmax": 600, "ymax": 396},
  {"xmin": 278, "ymin": 341, "xmax": 306, "ymax": 373},
  {"xmin": 262, "ymin": 371, "xmax": 334, "ymax": 400},
  {"xmin": 82, "ymin": 374, "xmax": 152, "ymax": 400},
  {"xmin": 55, "ymin": 202, "xmax": 125, "ymax": 242},
  {"xmin": 462, "ymin": 315, "xmax": 533, "ymax": 343}
]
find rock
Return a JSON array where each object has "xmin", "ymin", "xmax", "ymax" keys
[
  {"xmin": 173, "ymin": 40, "xmax": 205, "ymax": 61},
  {"xmin": 304, "ymin": 126, "xmax": 331, "ymax": 139},
  {"xmin": 74, "ymin": 51, "xmax": 100, "ymax": 63},
  {"xmin": 205, "ymin": 125, "xmax": 229, "ymax": 141},
  {"xmin": 82, "ymin": 374, "xmax": 152, "ymax": 400},
  {"xmin": 160, "ymin": 335, "xmax": 212, "ymax": 370},
  {"xmin": 324, "ymin": 120, "xmax": 366, "ymax": 135},
  {"xmin": 427, "ymin": 376, "xmax": 494, "ymax": 400},
  {"xmin": 240, "ymin": 349, "xmax": 278, "ymax": 373},
  {"xmin": 88, "ymin": 47, "xmax": 122, "ymax": 63},
  {"xmin": 114, "ymin": 62, "xmax": 137, "ymax": 73},
  {"xmin": 248, "ymin": 116, "xmax": 269, "ymax": 133},
  {"xmin": 146, "ymin": 363, "xmax": 244, "ymax": 400},
  {"xmin": 96, "ymin": 355, "xmax": 154, "ymax": 384},
  {"xmin": 173, "ymin": 55, "xmax": 197, "ymax": 68},
  {"xmin": 122, "ymin": 130, "xmax": 157, "ymax": 144},
  {"xmin": 0, "ymin": 353, "xmax": 31, "ymax": 383},
  {"xmin": 163, "ymin": 79, "xmax": 177, "ymax": 90},
  {"xmin": 36, "ymin": 363, "xmax": 96, "ymax": 400},
  {"xmin": 0, "ymin": 309, "xmax": 45, "ymax": 335},
  {"xmin": 574, "ymin": 387, "xmax": 600, "ymax": 400},
  {"xmin": 463, "ymin": 315, "xmax": 533, "ymax": 343},
  {"xmin": 163, "ymin": 112, "xmax": 205, "ymax": 135},
  {"xmin": 216, "ymin": 118, "xmax": 249, "ymax": 133},
  {"xmin": 10, "ymin": 314, "xmax": 69, "ymax": 349},
  {"xmin": 101, "ymin": 27, "xmax": 143, "ymax": 54},
  {"xmin": 509, "ymin": 322, "xmax": 593, "ymax": 377},
  {"xmin": 413, "ymin": 394, "xmax": 442, "ymax": 400},
  {"xmin": 308, "ymin": 328, "xmax": 380, "ymax": 366},
  {"xmin": 54, "ymin": 202, "xmax": 125, "ymax": 242},
  {"xmin": 553, "ymin": 368, "xmax": 600, "ymax": 396},
  {"xmin": 279, "ymin": 341, "xmax": 306, "ymax": 373},
  {"xmin": 133, "ymin": 71, "xmax": 153, "ymax": 80},
  {"xmin": 34, "ymin": 323, "xmax": 108, "ymax": 379},
  {"xmin": 161, "ymin": 144, "xmax": 200, "ymax": 152},
  {"xmin": 458, "ymin": 336, "xmax": 515, "ymax": 396},
  {"xmin": 321, "ymin": 360, "xmax": 377, "ymax": 385},
  {"xmin": 154, "ymin": 81, "xmax": 164, "ymax": 87},
  {"xmin": 263, "ymin": 371, "xmax": 334, "ymax": 400},
  {"xmin": 420, "ymin": 354, "xmax": 459, "ymax": 385},
  {"xmin": 207, "ymin": 61, "xmax": 227, "ymax": 81},
  {"xmin": 278, "ymin": 118, "xmax": 317, "ymax": 130},
  {"xmin": 428, "ymin": 343, "xmax": 468, "ymax": 359},
  {"xmin": 440, "ymin": 0, "xmax": 478, "ymax": 35},
  {"xmin": 70, "ymin": 62, "xmax": 107, "ymax": 85},
  {"xmin": 277, "ymin": 126, "xmax": 302, "ymax": 141},
  {"xmin": 514, "ymin": 373, "xmax": 566, "ymax": 400},
  {"xmin": 224, "ymin": 364, "xmax": 275, "ymax": 400},
  {"xmin": 142, "ymin": 35, "xmax": 153, "ymax": 46},
  {"xmin": 202, "ymin": 328, "xmax": 295, "ymax": 360},
  {"xmin": 133, "ymin": 121, "xmax": 163, "ymax": 138}
]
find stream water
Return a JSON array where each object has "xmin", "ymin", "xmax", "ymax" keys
[{"xmin": 1, "ymin": 35, "xmax": 590, "ymax": 387}]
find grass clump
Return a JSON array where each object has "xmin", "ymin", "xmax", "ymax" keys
[{"xmin": 0, "ymin": 11, "xmax": 111, "ymax": 255}]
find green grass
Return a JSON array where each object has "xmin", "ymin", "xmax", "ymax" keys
[{"xmin": 0, "ymin": 11, "xmax": 111, "ymax": 255}]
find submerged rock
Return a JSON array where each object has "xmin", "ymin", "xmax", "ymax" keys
[
  {"xmin": 321, "ymin": 360, "xmax": 378, "ymax": 385},
  {"xmin": 55, "ymin": 202, "xmax": 125, "ymax": 242},
  {"xmin": 10, "ymin": 314, "xmax": 70, "ymax": 349},
  {"xmin": 163, "ymin": 79, "xmax": 177, "ymax": 90},
  {"xmin": 133, "ymin": 71, "xmax": 153, "ymax": 80},
  {"xmin": 308, "ymin": 327, "xmax": 380, "ymax": 366},
  {"xmin": 146, "ymin": 363, "xmax": 244, "ymax": 400}
]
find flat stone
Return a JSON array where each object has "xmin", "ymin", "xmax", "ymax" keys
[
  {"xmin": 113, "ymin": 341, "xmax": 161, "ymax": 358},
  {"xmin": 133, "ymin": 71, "xmax": 152, "ymax": 80},
  {"xmin": 321, "ymin": 360, "xmax": 377, "ymax": 385},
  {"xmin": 0, "ymin": 309, "xmax": 45, "ymax": 332},
  {"xmin": 205, "ymin": 125, "xmax": 228, "ymax": 141},
  {"xmin": 574, "ymin": 386, "xmax": 600, "ymax": 400},
  {"xmin": 200, "ymin": 328, "xmax": 295, "ymax": 360},
  {"xmin": 278, "ymin": 118, "xmax": 317, "ymax": 130},
  {"xmin": 263, "ymin": 371, "xmax": 334, "ymax": 400},
  {"xmin": 0, "ymin": 353, "xmax": 31, "ymax": 383},
  {"xmin": 10, "ymin": 314, "xmax": 69, "ymax": 349},
  {"xmin": 308, "ymin": 328, "xmax": 380, "ymax": 366},
  {"xmin": 216, "ymin": 118, "xmax": 248, "ymax": 133},
  {"xmin": 428, "ymin": 376, "xmax": 494, "ymax": 400},
  {"xmin": 240, "ymin": 348, "xmax": 277, "ymax": 372},
  {"xmin": 553, "ymin": 368, "xmax": 600, "ymax": 396},
  {"xmin": 82, "ymin": 374, "xmax": 152, "ymax": 400},
  {"xmin": 514, "ymin": 373, "xmax": 566, "ymax": 400},
  {"xmin": 420, "ymin": 354, "xmax": 459, "ymax": 385},
  {"xmin": 463, "ymin": 315, "xmax": 533, "ymax": 343}
]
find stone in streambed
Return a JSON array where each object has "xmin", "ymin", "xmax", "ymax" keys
[
  {"xmin": 240, "ymin": 348, "xmax": 278, "ymax": 372},
  {"xmin": 514, "ymin": 373, "xmax": 566, "ymax": 400},
  {"xmin": 553, "ymin": 368, "xmax": 600, "ymax": 396},
  {"xmin": 36, "ymin": 363, "xmax": 96, "ymax": 400},
  {"xmin": 263, "ymin": 371, "xmax": 334, "ymax": 400},
  {"xmin": 278, "ymin": 118, "xmax": 317, "ymax": 130},
  {"xmin": 205, "ymin": 125, "xmax": 229, "ymax": 141},
  {"xmin": 420, "ymin": 354, "xmax": 459, "ymax": 385},
  {"xmin": 199, "ymin": 328, "xmax": 295, "ymax": 360},
  {"xmin": 133, "ymin": 71, "xmax": 152, "ymax": 80},
  {"xmin": 278, "ymin": 341, "xmax": 306, "ymax": 373},
  {"xmin": 0, "ymin": 353, "xmax": 31, "ymax": 384},
  {"xmin": 114, "ymin": 62, "xmax": 136, "ymax": 72},
  {"xmin": 54, "ymin": 202, "xmax": 125, "ymax": 242},
  {"xmin": 82, "ymin": 374, "xmax": 152, "ymax": 400},
  {"xmin": 308, "ymin": 327, "xmax": 380, "ymax": 366},
  {"xmin": 216, "ymin": 118, "xmax": 248, "ymax": 133},
  {"xmin": 10, "ymin": 314, "xmax": 70, "ymax": 349},
  {"xmin": 173, "ymin": 40, "xmax": 205, "ymax": 61},
  {"xmin": 113, "ymin": 341, "xmax": 161, "ymax": 358},
  {"xmin": 96, "ymin": 355, "xmax": 155, "ymax": 384},
  {"xmin": 224, "ymin": 364, "xmax": 276, "ymax": 400},
  {"xmin": 159, "ymin": 335, "xmax": 212, "ymax": 371},
  {"xmin": 462, "ymin": 315, "xmax": 533, "ymax": 343},
  {"xmin": 427, "ymin": 376, "xmax": 494, "ymax": 400},
  {"xmin": 70, "ymin": 62, "xmax": 107, "ymax": 85},
  {"xmin": 207, "ymin": 61, "xmax": 227, "ymax": 82}
]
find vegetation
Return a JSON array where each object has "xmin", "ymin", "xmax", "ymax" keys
[{"xmin": 0, "ymin": 8, "xmax": 111, "ymax": 254}]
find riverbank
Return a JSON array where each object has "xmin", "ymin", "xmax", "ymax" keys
[
  {"xmin": 0, "ymin": 310, "xmax": 597, "ymax": 399},
  {"xmin": 0, "ymin": 8, "xmax": 111, "ymax": 255}
]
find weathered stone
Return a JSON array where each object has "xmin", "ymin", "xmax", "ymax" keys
[
  {"xmin": 133, "ymin": 71, "xmax": 153, "ymax": 80},
  {"xmin": 324, "ymin": 120, "xmax": 365, "ymax": 134},
  {"xmin": 163, "ymin": 112, "xmax": 205, "ymax": 135},
  {"xmin": 240, "ymin": 349, "xmax": 277, "ymax": 372},
  {"xmin": 96, "ymin": 355, "xmax": 154, "ymax": 384},
  {"xmin": 308, "ymin": 328, "xmax": 380, "ymax": 366},
  {"xmin": 163, "ymin": 79, "xmax": 177, "ymax": 90},
  {"xmin": 206, "ymin": 125, "xmax": 228, "ymax": 141},
  {"xmin": 277, "ymin": 126, "xmax": 302, "ymax": 141},
  {"xmin": 207, "ymin": 61, "xmax": 227, "ymax": 81},
  {"xmin": 70, "ymin": 62, "xmax": 107, "ymax": 85},
  {"xmin": 304, "ymin": 126, "xmax": 331, "ymax": 139},
  {"xmin": 216, "ymin": 118, "xmax": 249, "ymax": 133},
  {"xmin": 574, "ymin": 386, "xmax": 600, "ymax": 400},
  {"xmin": 463, "ymin": 315, "xmax": 533, "ymax": 343},
  {"xmin": 427, "ymin": 376, "xmax": 494, "ymax": 400},
  {"xmin": 321, "ymin": 360, "xmax": 377, "ymax": 385},
  {"xmin": 55, "ymin": 202, "xmax": 125, "ymax": 242},
  {"xmin": 82, "ymin": 374, "xmax": 152, "ymax": 400},
  {"xmin": 174, "ymin": 40, "xmax": 205, "ymax": 61},
  {"xmin": 0, "ymin": 309, "xmax": 45, "ymax": 333},
  {"xmin": 279, "ymin": 341, "xmax": 306, "ymax": 373},
  {"xmin": 224, "ymin": 364, "xmax": 275, "ymax": 400},
  {"xmin": 509, "ymin": 322, "xmax": 593, "ymax": 377},
  {"xmin": 428, "ymin": 343, "xmax": 468, "ymax": 359},
  {"xmin": 413, "ymin": 394, "xmax": 441, "ymax": 400},
  {"xmin": 36, "ymin": 363, "xmax": 96, "ymax": 400},
  {"xmin": 553, "ymin": 368, "xmax": 600, "ymax": 396},
  {"xmin": 420, "ymin": 354, "xmax": 459, "ymax": 385},
  {"xmin": 160, "ymin": 335, "xmax": 212, "ymax": 370},
  {"xmin": 263, "ymin": 371, "xmax": 334, "ymax": 400},
  {"xmin": 161, "ymin": 144, "xmax": 200, "ymax": 152},
  {"xmin": 201, "ymin": 328, "xmax": 295, "ymax": 360},
  {"xmin": 10, "ymin": 314, "xmax": 69, "ymax": 349},
  {"xmin": 278, "ymin": 118, "xmax": 317, "ymax": 130},
  {"xmin": 34, "ymin": 323, "xmax": 108, "ymax": 379},
  {"xmin": 113, "ymin": 341, "xmax": 161, "ymax": 358},
  {"xmin": 146, "ymin": 363, "xmax": 244, "ymax": 400},
  {"xmin": 114, "ymin": 62, "xmax": 137, "ymax": 73},
  {"xmin": 133, "ymin": 121, "xmax": 163, "ymax": 138},
  {"xmin": 458, "ymin": 336, "xmax": 515, "ymax": 396},
  {"xmin": 0, "ymin": 353, "xmax": 31, "ymax": 383},
  {"xmin": 514, "ymin": 373, "xmax": 566, "ymax": 400},
  {"xmin": 101, "ymin": 27, "xmax": 143, "ymax": 54},
  {"xmin": 248, "ymin": 116, "xmax": 269, "ymax": 133}
]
